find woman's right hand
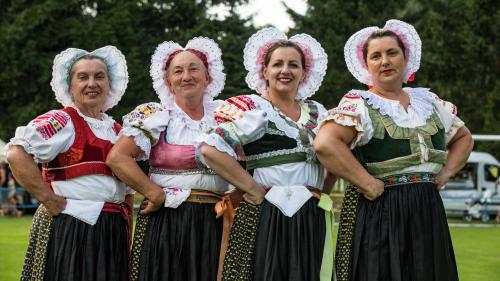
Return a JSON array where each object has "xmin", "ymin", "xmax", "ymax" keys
[
  {"xmin": 243, "ymin": 185, "xmax": 266, "ymax": 205},
  {"xmin": 140, "ymin": 188, "xmax": 166, "ymax": 215},
  {"xmin": 41, "ymin": 193, "xmax": 67, "ymax": 216},
  {"xmin": 358, "ymin": 177, "xmax": 385, "ymax": 201}
]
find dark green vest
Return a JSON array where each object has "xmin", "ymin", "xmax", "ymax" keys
[
  {"xmin": 354, "ymin": 101, "xmax": 447, "ymax": 176},
  {"xmin": 243, "ymin": 101, "xmax": 320, "ymax": 170}
]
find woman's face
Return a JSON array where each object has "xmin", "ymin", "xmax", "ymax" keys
[
  {"xmin": 366, "ymin": 36, "xmax": 406, "ymax": 86},
  {"xmin": 263, "ymin": 47, "xmax": 304, "ymax": 96},
  {"xmin": 70, "ymin": 58, "xmax": 110, "ymax": 110},
  {"xmin": 166, "ymin": 51, "xmax": 209, "ymax": 102}
]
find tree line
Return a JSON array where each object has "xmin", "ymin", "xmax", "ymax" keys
[{"xmin": 1, "ymin": 0, "xmax": 498, "ymax": 157}]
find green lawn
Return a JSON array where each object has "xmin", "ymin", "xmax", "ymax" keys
[
  {"xmin": 0, "ymin": 216, "xmax": 499, "ymax": 280},
  {"xmin": 0, "ymin": 216, "xmax": 31, "ymax": 281}
]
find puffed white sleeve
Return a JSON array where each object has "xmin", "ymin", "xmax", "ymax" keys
[
  {"xmin": 119, "ymin": 102, "xmax": 170, "ymax": 161},
  {"xmin": 319, "ymin": 92, "xmax": 373, "ymax": 148},
  {"xmin": 428, "ymin": 92, "xmax": 465, "ymax": 145},
  {"xmin": 196, "ymin": 95, "xmax": 268, "ymax": 161},
  {"xmin": 6, "ymin": 110, "xmax": 75, "ymax": 164}
]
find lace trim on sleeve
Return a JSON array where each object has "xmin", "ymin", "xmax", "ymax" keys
[
  {"xmin": 5, "ymin": 139, "xmax": 42, "ymax": 164},
  {"xmin": 201, "ymin": 133, "xmax": 238, "ymax": 159},
  {"xmin": 427, "ymin": 90, "xmax": 462, "ymax": 134},
  {"xmin": 445, "ymin": 116, "xmax": 465, "ymax": 145},
  {"xmin": 320, "ymin": 91, "xmax": 373, "ymax": 148},
  {"xmin": 194, "ymin": 131, "xmax": 239, "ymax": 169},
  {"xmin": 119, "ymin": 127, "xmax": 151, "ymax": 161},
  {"xmin": 322, "ymin": 113, "xmax": 366, "ymax": 149}
]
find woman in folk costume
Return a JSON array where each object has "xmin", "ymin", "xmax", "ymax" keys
[
  {"xmin": 314, "ymin": 19, "xmax": 473, "ymax": 281},
  {"xmin": 5, "ymin": 46, "xmax": 132, "ymax": 280},
  {"xmin": 106, "ymin": 37, "xmax": 233, "ymax": 281},
  {"xmin": 198, "ymin": 27, "xmax": 336, "ymax": 281}
]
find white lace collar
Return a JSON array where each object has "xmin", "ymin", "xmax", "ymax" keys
[
  {"xmin": 163, "ymin": 100, "xmax": 219, "ymax": 131},
  {"xmin": 355, "ymin": 87, "xmax": 434, "ymax": 121},
  {"xmin": 251, "ymin": 94, "xmax": 312, "ymax": 139},
  {"xmin": 69, "ymin": 104, "xmax": 116, "ymax": 130}
]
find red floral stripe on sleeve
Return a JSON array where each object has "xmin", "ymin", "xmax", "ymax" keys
[
  {"xmin": 226, "ymin": 96, "xmax": 257, "ymax": 111},
  {"xmin": 33, "ymin": 110, "xmax": 70, "ymax": 140}
]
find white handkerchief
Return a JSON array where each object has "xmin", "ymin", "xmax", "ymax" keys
[
  {"xmin": 163, "ymin": 187, "xmax": 191, "ymax": 208},
  {"xmin": 265, "ymin": 185, "xmax": 312, "ymax": 217},
  {"xmin": 61, "ymin": 199, "xmax": 105, "ymax": 225}
]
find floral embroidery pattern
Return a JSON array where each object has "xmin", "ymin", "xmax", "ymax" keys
[
  {"xmin": 33, "ymin": 110, "xmax": 70, "ymax": 140},
  {"xmin": 123, "ymin": 103, "xmax": 161, "ymax": 122},
  {"xmin": 164, "ymin": 187, "xmax": 181, "ymax": 196},
  {"xmin": 214, "ymin": 102, "xmax": 245, "ymax": 123},
  {"xmin": 382, "ymin": 173, "xmax": 436, "ymax": 187},
  {"xmin": 227, "ymin": 96, "xmax": 257, "ymax": 111},
  {"xmin": 331, "ymin": 113, "xmax": 359, "ymax": 126},
  {"xmin": 451, "ymin": 104, "xmax": 457, "ymax": 115},
  {"xmin": 344, "ymin": 92, "xmax": 361, "ymax": 99},
  {"xmin": 339, "ymin": 104, "xmax": 358, "ymax": 112},
  {"xmin": 304, "ymin": 100, "xmax": 319, "ymax": 129},
  {"xmin": 212, "ymin": 126, "xmax": 243, "ymax": 156}
]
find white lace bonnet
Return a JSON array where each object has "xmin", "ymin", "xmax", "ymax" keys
[
  {"xmin": 149, "ymin": 37, "xmax": 226, "ymax": 106},
  {"xmin": 243, "ymin": 27, "xmax": 328, "ymax": 100},
  {"xmin": 51, "ymin": 46, "xmax": 129, "ymax": 111},
  {"xmin": 344, "ymin": 19, "xmax": 422, "ymax": 85}
]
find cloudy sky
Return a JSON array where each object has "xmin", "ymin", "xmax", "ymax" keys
[{"xmin": 209, "ymin": 0, "xmax": 307, "ymax": 31}]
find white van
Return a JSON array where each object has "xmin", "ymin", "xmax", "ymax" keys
[{"xmin": 440, "ymin": 151, "xmax": 500, "ymax": 219}]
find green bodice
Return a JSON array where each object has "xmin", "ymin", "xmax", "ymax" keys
[{"xmin": 354, "ymin": 101, "xmax": 447, "ymax": 176}]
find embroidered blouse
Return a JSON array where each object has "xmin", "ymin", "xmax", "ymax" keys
[
  {"xmin": 198, "ymin": 94, "xmax": 328, "ymax": 191},
  {"xmin": 322, "ymin": 87, "xmax": 465, "ymax": 176},
  {"xmin": 5, "ymin": 105, "xmax": 132, "ymax": 225},
  {"xmin": 6, "ymin": 105, "xmax": 130, "ymax": 203},
  {"xmin": 120, "ymin": 100, "xmax": 228, "ymax": 193}
]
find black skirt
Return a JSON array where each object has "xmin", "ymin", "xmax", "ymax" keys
[
  {"xmin": 350, "ymin": 182, "xmax": 458, "ymax": 281},
  {"xmin": 222, "ymin": 198, "xmax": 326, "ymax": 281},
  {"xmin": 44, "ymin": 212, "xmax": 129, "ymax": 281},
  {"xmin": 132, "ymin": 202, "xmax": 223, "ymax": 281}
]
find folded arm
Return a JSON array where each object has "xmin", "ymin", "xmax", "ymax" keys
[
  {"xmin": 314, "ymin": 121, "xmax": 384, "ymax": 200},
  {"xmin": 6, "ymin": 145, "xmax": 66, "ymax": 216},
  {"xmin": 106, "ymin": 136, "xmax": 165, "ymax": 214}
]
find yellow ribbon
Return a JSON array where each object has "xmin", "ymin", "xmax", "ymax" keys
[
  {"xmin": 215, "ymin": 196, "xmax": 235, "ymax": 281},
  {"xmin": 318, "ymin": 193, "xmax": 336, "ymax": 281}
]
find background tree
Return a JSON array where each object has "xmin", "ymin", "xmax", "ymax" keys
[
  {"xmin": 1, "ymin": 0, "xmax": 498, "ymax": 157},
  {"xmin": 289, "ymin": 0, "xmax": 499, "ymax": 158},
  {"xmin": 0, "ymin": 0, "xmax": 254, "ymax": 140}
]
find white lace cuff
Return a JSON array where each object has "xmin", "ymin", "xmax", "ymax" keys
[
  {"xmin": 195, "ymin": 134, "xmax": 238, "ymax": 168},
  {"xmin": 430, "ymin": 92, "xmax": 460, "ymax": 133},
  {"xmin": 5, "ymin": 139, "xmax": 42, "ymax": 164},
  {"xmin": 321, "ymin": 113, "xmax": 367, "ymax": 149},
  {"xmin": 323, "ymin": 92, "xmax": 373, "ymax": 147},
  {"xmin": 445, "ymin": 116, "xmax": 465, "ymax": 145},
  {"xmin": 119, "ymin": 127, "xmax": 151, "ymax": 161}
]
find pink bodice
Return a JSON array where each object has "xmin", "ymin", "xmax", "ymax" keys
[{"xmin": 149, "ymin": 132, "xmax": 198, "ymax": 170}]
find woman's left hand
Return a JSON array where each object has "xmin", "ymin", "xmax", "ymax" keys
[
  {"xmin": 242, "ymin": 185, "xmax": 266, "ymax": 205},
  {"xmin": 140, "ymin": 188, "xmax": 166, "ymax": 215},
  {"xmin": 436, "ymin": 168, "xmax": 454, "ymax": 190},
  {"xmin": 436, "ymin": 126, "xmax": 474, "ymax": 190}
]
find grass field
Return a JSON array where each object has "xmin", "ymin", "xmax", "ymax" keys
[{"xmin": 0, "ymin": 216, "xmax": 499, "ymax": 280}]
